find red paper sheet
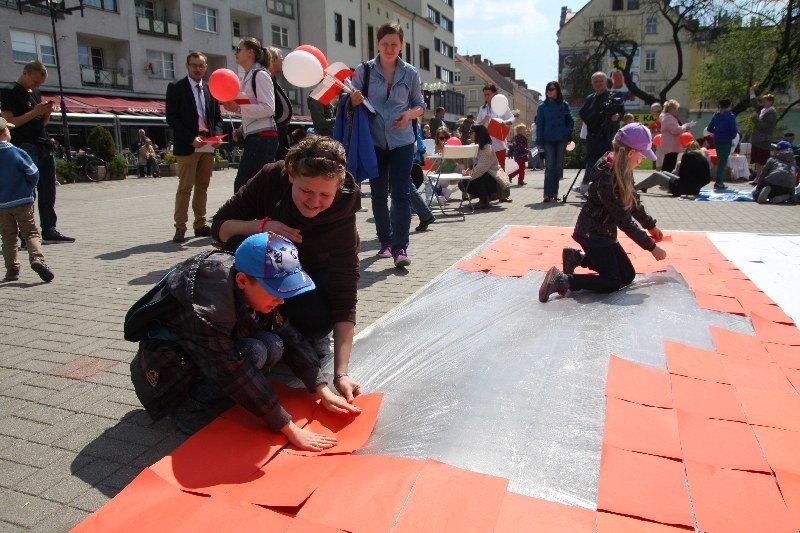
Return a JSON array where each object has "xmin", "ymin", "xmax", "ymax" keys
[
  {"xmin": 764, "ymin": 343, "xmax": 800, "ymax": 370},
  {"xmin": 721, "ymin": 358, "xmax": 796, "ymax": 393},
  {"xmin": 218, "ymin": 453, "xmax": 347, "ymax": 507},
  {"xmin": 684, "ymin": 460, "xmax": 797, "ymax": 533},
  {"xmin": 676, "ymin": 410, "xmax": 770, "ymax": 472},
  {"xmin": 751, "ymin": 425, "xmax": 800, "ymax": 475},
  {"xmin": 786, "ymin": 368, "xmax": 800, "ymax": 392},
  {"xmin": 392, "ymin": 459, "xmax": 509, "ymax": 533},
  {"xmin": 602, "ymin": 398, "xmax": 682, "ymax": 459},
  {"xmin": 72, "ymin": 468, "xmax": 208, "ymax": 533},
  {"xmin": 220, "ymin": 380, "xmax": 320, "ymax": 429},
  {"xmin": 605, "ymin": 354, "xmax": 673, "ymax": 408},
  {"xmin": 669, "ymin": 375, "xmax": 746, "ymax": 422},
  {"xmin": 735, "ymin": 386, "xmax": 800, "ymax": 432},
  {"xmin": 774, "ymin": 469, "xmax": 800, "ymax": 530},
  {"xmin": 495, "ymin": 493, "xmax": 596, "ymax": 532},
  {"xmin": 709, "ymin": 326, "xmax": 770, "ymax": 361},
  {"xmin": 597, "ymin": 445, "xmax": 693, "ymax": 527},
  {"xmin": 693, "ymin": 292, "xmax": 746, "ymax": 315},
  {"xmin": 295, "ymin": 454, "xmax": 425, "ymax": 531},
  {"xmin": 149, "ymin": 415, "xmax": 286, "ymax": 492},
  {"xmin": 173, "ymin": 493, "xmax": 292, "ymax": 532},
  {"xmin": 596, "ymin": 512, "xmax": 692, "ymax": 532},
  {"xmin": 664, "ymin": 341, "xmax": 729, "ymax": 384},
  {"xmin": 750, "ymin": 311, "xmax": 800, "ymax": 345},
  {"xmin": 285, "ymin": 392, "xmax": 383, "ymax": 455}
]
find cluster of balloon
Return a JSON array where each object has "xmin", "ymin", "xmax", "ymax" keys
[
  {"xmin": 208, "ymin": 69, "xmax": 240, "ymax": 102},
  {"xmin": 490, "ymin": 94, "xmax": 509, "ymax": 115},
  {"xmin": 679, "ymin": 131, "xmax": 694, "ymax": 146},
  {"xmin": 282, "ymin": 45, "xmax": 328, "ymax": 88}
]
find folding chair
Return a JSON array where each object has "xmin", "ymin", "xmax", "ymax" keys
[{"xmin": 425, "ymin": 143, "xmax": 479, "ymax": 219}]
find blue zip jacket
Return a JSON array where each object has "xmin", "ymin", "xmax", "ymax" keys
[
  {"xmin": 706, "ymin": 110, "xmax": 738, "ymax": 145},
  {"xmin": 535, "ymin": 99, "xmax": 574, "ymax": 144},
  {"xmin": 0, "ymin": 141, "xmax": 39, "ymax": 209},
  {"xmin": 334, "ymin": 94, "xmax": 379, "ymax": 183}
]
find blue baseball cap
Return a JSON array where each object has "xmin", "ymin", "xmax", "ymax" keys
[
  {"xmin": 234, "ymin": 232, "xmax": 315, "ymax": 298},
  {"xmin": 774, "ymin": 140, "xmax": 792, "ymax": 151}
]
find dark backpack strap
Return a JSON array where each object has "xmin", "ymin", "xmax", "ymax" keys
[{"xmin": 360, "ymin": 61, "xmax": 371, "ymax": 98}]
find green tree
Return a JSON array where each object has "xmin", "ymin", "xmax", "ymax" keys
[{"xmin": 86, "ymin": 126, "xmax": 116, "ymax": 162}]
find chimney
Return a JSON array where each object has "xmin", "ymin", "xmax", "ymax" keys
[{"xmin": 560, "ymin": 6, "xmax": 568, "ymax": 28}]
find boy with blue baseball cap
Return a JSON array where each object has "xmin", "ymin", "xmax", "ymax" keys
[{"xmin": 127, "ymin": 232, "xmax": 360, "ymax": 450}]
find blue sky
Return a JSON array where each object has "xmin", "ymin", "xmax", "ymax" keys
[{"xmin": 455, "ymin": 0, "xmax": 589, "ymax": 95}]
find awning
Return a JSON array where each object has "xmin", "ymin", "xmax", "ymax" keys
[{"xmin": 42, "ymin": 93, "xmax": 165, "ymax": 115}]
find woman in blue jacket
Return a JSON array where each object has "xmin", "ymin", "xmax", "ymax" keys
[{"xmin": 535, "ymin": 81, "xmax": 574, "ymax": 202}]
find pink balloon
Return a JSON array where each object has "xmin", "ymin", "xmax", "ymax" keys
[
  {"xmin": 208, "ymin": 68, "xmax": 240, "ymax": 102},
  {"xmin": 445, "ymin": 137, "xmax": 462, "ymax": 146},
  {"xmin": 295, "ymin": 45, "xmax": 328, "ymax": 70}
]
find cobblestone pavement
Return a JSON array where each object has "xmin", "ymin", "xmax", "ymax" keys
[{"xmin": 1, "ymin": 167, "xmax": 798, "ymax": 531}]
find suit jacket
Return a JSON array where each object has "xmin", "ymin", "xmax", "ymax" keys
[{"xmin": 165, "ymin": 76, "xmax": 223, "ymax": 156}]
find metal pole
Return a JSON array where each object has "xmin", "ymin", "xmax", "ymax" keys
[{"xmin": 48, "ymin": 1, "xmax": 72, "ymax": 162}]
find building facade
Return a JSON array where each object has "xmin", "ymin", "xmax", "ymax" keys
[{"xmin": 1, "ymin": 0, "xmax": 462, "ymax": 152}]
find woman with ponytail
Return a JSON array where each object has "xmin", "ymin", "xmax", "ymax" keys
[
  {"xmin": 224, "ymin": 37, "xmax": 278, "ymax": 192},
  {"xmin": 539, "ymin": 123, "xmax": 667, "ymax": 302}
]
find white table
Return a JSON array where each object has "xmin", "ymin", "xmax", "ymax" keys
[{"xmin": 727, "ymin": 155, "xmax": 750, "ymax": 180}]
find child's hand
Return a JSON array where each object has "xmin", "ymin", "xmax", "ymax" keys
[
  {"xmin": 317, "ymin": 385, "xmax": 361, "ymax": 415},
  {"xmin": 651, "ymin": 245, "xmax": 667, "ymax": 261},
  {"xmin": 281, "ymin": 420, "xmax": 337, "ymax": 451},
  {"xmin": 648, "ymin": 227, "xmax": 663, "ymax": 242}
]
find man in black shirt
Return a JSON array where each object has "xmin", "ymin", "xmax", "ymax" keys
[
  {"xmin": 575, "ymin": 72, "xmax": 622, "ymax": 194},
  {"xmin": 1, "ymin": 60, "xmax": 74, "ymax": 243}
]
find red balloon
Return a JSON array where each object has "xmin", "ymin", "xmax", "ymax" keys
[
  {"xmin": 679, "ymin": 131, "xmax": 694, "ymax": 146},
  {"xmin": 652, "ymin": 133, "xmax": 662, "ymax": 147},
  {"xmin": 208, "ymin": 68, "xmax": 240, "ymax": 102},
  {"xmin": 295, "ymin": 45, "xmax": 328, "ymax": 70},
  {"xmin": 445, "ymin": 137, "xmax": 462, "ymax": 146}
]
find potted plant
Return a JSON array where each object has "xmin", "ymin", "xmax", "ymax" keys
[
  {"xmin": 213, "ymin": 151, "xmax": 229, "ymax": 171},
  {"xmin": 159, "ymin": 152, "xmax": 178, "ymax": 177}
]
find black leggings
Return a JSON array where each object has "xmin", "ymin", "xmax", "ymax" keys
[{"xmin": 569, "ymin": 241, "xmax": 636, "ymax": 293}]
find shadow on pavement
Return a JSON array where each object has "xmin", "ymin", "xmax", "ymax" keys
[{"xmin": 71, "ymin": 410, "xmax": 186, "ymax": 498}]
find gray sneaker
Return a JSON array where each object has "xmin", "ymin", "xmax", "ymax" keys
[
  {"xmin": 539, "ymin": 267, "xmax": 569, "ymax": 303},
  {"xmin": 31, "ymin": 260, "xmax": 54, "ymax": 282},
  {"xmin": 769, "ymin": 193, "xmax": 792, "ymax": 204},
  {"xmin": 757, "ymin": 186, "xmax": 772, "ymax": 204}
]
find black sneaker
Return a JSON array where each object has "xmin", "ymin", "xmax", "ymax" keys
[
  {"xmin": 41, "ymin": 230, "xmax": 75, "ymax": 243},
  {"xmin": 562, "ymin": 248, "xmax": 584, "ymax": 275},
  {"xmin": 415, "ymin": 216, "xmax": 435, "ymax": 232},
  {"xmin": 4, "ymin": 269, "xmax": 20, "ymax": 282},
  {"xmin": 31, "ymin": 260, "xmax": 54, "ymax": 282}
]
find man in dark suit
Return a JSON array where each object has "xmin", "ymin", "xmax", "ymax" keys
[{"xmin": 165, "ymin": 52, "xmax": 222, "ymax": 243}]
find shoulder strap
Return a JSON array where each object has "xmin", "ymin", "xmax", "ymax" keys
[
  {"xmin": 250, "ymin": 67, "xmax": 268, "ymax": 101},
  {"xmin": 361, "ymin": 61, "xmax": 371, "ymax": 98}
]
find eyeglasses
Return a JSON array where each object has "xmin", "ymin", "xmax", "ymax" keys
[{"xmin": 235, "ymin": 47, "xmax": 245, "ymax": 53}]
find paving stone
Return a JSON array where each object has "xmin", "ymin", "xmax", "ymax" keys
[
  {"xmin": 0, "ymin": 491, "xmax": 63, "ymax": 528},
  {"xmin": 0, "ymin": 440, "xmax": 69, "ymax": 469},
  {"xmin": 0, "ymin": 416, "xmax": 51, "ymax": 440},
  {"xmin": 23, "ymin": 374, "xmax": 78, "ymax": 391},
  {"xmin": 3, "ymin": 383, "xmax": 56, "ymax": 403},
  {"xmin": 69, "ymin": 487, "xmax": 112, "ymax": 513},
  {"xmin": 29, "ymin": 505, "xmax": 87, "ymax": 533},
  {"xmin": 0, "ymin": 459, "xmax": 38, "ymax": 488},
  {"xmin": 39, "ymin": 475, "xmax": 96, "ymax": 505},
  {"xmin": 16, "ymin": 404, "xmax": 73, "ymax": 426}
]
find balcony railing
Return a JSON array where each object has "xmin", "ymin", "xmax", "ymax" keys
[
  {"xmin": 80, "ymin": 66, "xmax": 133, "ymax": 90},
  {"xmin": 137, "ymin": 15, "xmax": 181, "ymax": 39}
]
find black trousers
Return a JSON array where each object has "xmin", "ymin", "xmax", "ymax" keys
[{"xmin": 569, "ymin": 241, "xmax": 636, "ymax": 293}]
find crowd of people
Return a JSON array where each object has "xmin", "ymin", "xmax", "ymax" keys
[{"xmin": 2, "ymin": 27, "xmax": 799, "ymax": 448}]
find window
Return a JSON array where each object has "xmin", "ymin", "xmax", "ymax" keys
[
  {"xmin": 435, "ymin": 65, "xmax": 453, "ymax": 83},
  {"xmin": 628, "ymin": 0, "xmax": 639, "ymax": 8},
  {"xmin": 367, "ymin": 26, "xmax": 375, "ymax": 58},
  {"xmin": 454, "ymin": 70, "xmax": 460, "ymax": 82},
  {"xmin": 419, "ymin": 46, "xmax": 430, "ymax": 70},
  {"xmin": 405, "ymin": 43, "xmax": 411, "ymax": 62},
  {"xmin": 232, "ymin": 21, "xmax": 241, "ymax": 37},
  {"xmin": 78, "ymin": 45, "xmax": 104, "ymax": 69},
  {"xmin": 83, "ymin": 0, "xmax": 116, "ymax": 12},
  {"xmin": 593, "ymin": 20, "xmax": 604, "ymax": 37},
  {"xmin": 135, "ymin": 1, "xmax": 154, "ymax": 18},
  {"xmin": 146, "ymin": 50, "xmax": 174, "ymax": 79},
  {"xmin": 11, "ymin": 30, "xmax": 55, "ymax": 65},
  {"xmin": 348, "ymin": 18, "xmax": 356, "ymax": 47},
  {"xmin": 267, "ymin": 0, "xmax": 294, "ymax": 18},
  {"xmin": 427, "ymin": 6, "xmax": 441, "ymax": 24},
  {"xmin": 441, "ymin": 0, "xmax": 453, "ymax": 5},
  {"xmin": 434, "ymin": 38, "xmax": 454, "ymax": 58},
  {"xmin": 612, "ymin": 0, "xmax": 623, "ymax": 10},
  {"xmin": 644, "ymin": 85, "xmax": 657, "ymax": 96},
  {"xmin": 645, "ymin": 50, "xmax": 656, "ymax": 71},
  {"xmin": 645, "ymin": 16, "xmax": 658, "ymax": 34},
  {"xmin": 469, "ymin": 89, "xmax": 478, "ymax": 101},
  {"xmin": 193, "ymin": 5, "xmax": 217, "ymax": 33},
  {"xmin": 271, "ymin": 25, "xmax": 289, "ymax": 47},
  {"xmin": 334, "ymin": 13, "xmax": 343, "ymax": 43},
  {"xmin": 441, "ymin": 16, "xmax": 453, "ymax": 32}
]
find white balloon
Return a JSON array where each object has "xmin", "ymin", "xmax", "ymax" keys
[
  {"xmin": 282, "ymin": 50, "xmax": 324, "ymax": 88},
  {"xmin": 566, "ymin": 141, "xmax": 576, "ymax": 152},
  {"xmin": 490, "ymin": 94, "xmax": 509, "ymax": 116}
]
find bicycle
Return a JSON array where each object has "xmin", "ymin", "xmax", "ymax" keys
[{"xmin": 75, "ymin": 152, "xmax": 108, "ymax": 182}]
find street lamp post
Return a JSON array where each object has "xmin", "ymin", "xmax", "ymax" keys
[{"xmin": 16, "ymin": 0, "xmax": 85, "ymax": 163}]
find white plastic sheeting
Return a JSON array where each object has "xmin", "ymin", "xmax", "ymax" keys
[{"xmin": 334, "ymin": 227, "xmax": 764, "ymax": 510}]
